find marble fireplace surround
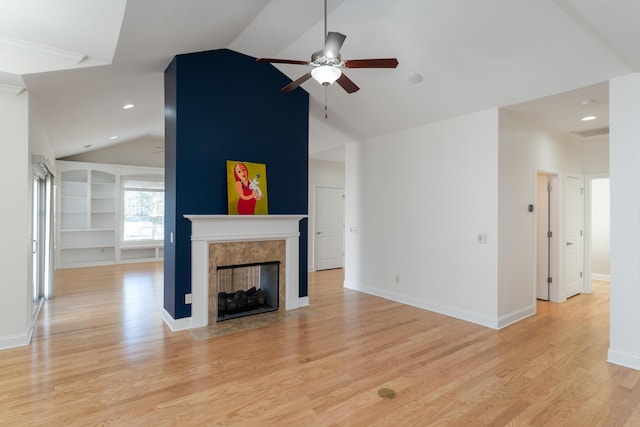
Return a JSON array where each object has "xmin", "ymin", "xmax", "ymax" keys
[
  {"xmin": 209, "ymin": 241, "xmax": 284, "ymax": 323},
  {"xmin": 185, "ymin": 215, "xmax": 307, "ymax": 329}
]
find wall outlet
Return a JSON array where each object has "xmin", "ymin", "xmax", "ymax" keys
[
  {"xmin": 395, "ymin": 274, "xmax": 400, "ymax": 284},
  {"xmin": 185, "ymin": 293, "xmax": 192, "ymax": 304},
  {"xmin": 478, "ymin": 233, "xmax": 488, "ymax": 244}
]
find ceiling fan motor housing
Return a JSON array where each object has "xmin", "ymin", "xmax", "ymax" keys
[{"xmin": 311, "ymin": 50, "xmax": 342, "ymax": 67}]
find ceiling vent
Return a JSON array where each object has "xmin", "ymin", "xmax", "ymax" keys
[{"xmin": 571, "ymin": 127, "xmax": 609, "ymax": 138}]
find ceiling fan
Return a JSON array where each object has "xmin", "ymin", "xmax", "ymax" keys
[{"xmin": 256, "ymin": 0, "xmax": 398, "ymax": 94}]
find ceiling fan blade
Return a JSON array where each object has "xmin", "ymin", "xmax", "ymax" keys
[
  {"xmin": 282, "ymin": 72, "xmax": 312, "ymax": 92},
  {"xmin": 344, "ymin": 58, "xmax": 399, "ymax": 68},
  {"xmin": 323, "ymin": 32, "xmax": 346, "ymax": 59},
  {"xmin": 256, "ymin": 58, "xmax": 310, "ymax": 66},
  {"xmin": 335, "ymin": 73, "xmax": 359, "ymax": 94}
]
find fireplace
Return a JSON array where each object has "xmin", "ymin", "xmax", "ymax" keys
[
  {"xmin": 184, "ymin": 214, "xmax": 307, "ymax": 329},
  {"xmin": 208, "ymin": 239, "xmax": 285, "ymax": 326},
  {"xmin": 216, "ymin": 261, "xmax": 279, "ymax": 321}
]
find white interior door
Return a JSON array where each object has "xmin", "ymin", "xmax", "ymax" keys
[
  {"xmin": 565, "ymin": 174, "xmax": 584, "ymax": 299},
  {"xmin": 315, "ymin": 187, "xmax": 344, "ymax": 271}
]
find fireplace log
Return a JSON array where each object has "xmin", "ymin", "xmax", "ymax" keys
[
  {"xmin": 218, "ymin": 288, "xmax": 268, "ymax": 315},
  {"xmin": 234, "ymin": 290, "xmax": 247, "ymax": 308}
]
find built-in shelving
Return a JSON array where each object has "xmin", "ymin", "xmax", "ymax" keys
[
  {"xmin": 58, "ymin": 168, "xmax": 117, "ymax": 267},
  {"xmin": 56, "ymin": 161, "xmax": 165, "ymax": 269}
]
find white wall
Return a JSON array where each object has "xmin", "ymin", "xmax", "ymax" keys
[
  {"xmin": 61, "ymin": 136, "xmax": 164, "ymax": 168},
  {"xmin": 345, "ymin": 109, "xmax": 500, "ymax": 328},
  {"xmin": 308, "ymin": 159, "xmax": 345, "ymax": 271},
  {"xmin": 591, "ymin": 178, "xmax": 610, "ymax": 279},
  {"xmin": 608, "ymin": 73, "xmax": 640, "ymax": 370},
  {"xmin": 0, "ymin": 90, "xmax": 30, "ymax": 349},
  {"xmin": 309, "ymin": 115, "xmax": 356, "ymax": 156},
  {"xmin": 498, "ymin": 109, "xmax": 583, "ymax": 317},
  {"xmin": 344, "ymin": 142, "xmax": 363, "ymax": 290},
  {"xmin": 583, "ymin": 139, "xmax": 609, "ymax": 174},
  {"xmin": 582, "ymin": 138, "xmax": 610, "ymax": 283},
  {"xmin": 29, "ymin": 100, "xmax": 55, "ymax": 164},
  {"xmin": 0, "ymin": 91, "xmax": 55, "ymax": 350}
]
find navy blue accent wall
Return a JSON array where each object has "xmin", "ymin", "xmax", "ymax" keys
[
  {"xmin": 164, "ymin": 49, "xmax": 309, "ymax": 319},
  {"xmin": 164, "ymin": 57, "xmax": 177, "ymax": 316}
]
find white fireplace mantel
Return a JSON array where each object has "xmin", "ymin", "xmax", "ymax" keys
[{"xmin": 184, "ymin": 214, "xmax": 307, "ymax": 329}]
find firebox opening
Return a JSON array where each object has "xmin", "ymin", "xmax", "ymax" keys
[{"xmin": 216, "ymin": 261, "xmax": 280, "ymax": 322}]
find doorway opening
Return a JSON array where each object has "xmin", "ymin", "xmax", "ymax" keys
[
  {"xmin": 584, "ymin": 175, "xmax": 610, "ymax": 293},
  {"xmin": 535, "ymin": 171, "xmax": 587, "ymax": 304}
]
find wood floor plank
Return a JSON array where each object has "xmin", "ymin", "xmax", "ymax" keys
[{"xmin": 1, "ymin": 266, "xmax": 638, "ymax": 425}]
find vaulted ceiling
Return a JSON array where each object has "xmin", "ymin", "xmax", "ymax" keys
[{"xmin": 2, "ymin": 0, "xmax": 637, "ymax": 163}]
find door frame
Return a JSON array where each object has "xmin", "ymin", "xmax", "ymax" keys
[
  {"xmin": 31, "ymin": 157, "xmax": 55, "ymax": 302},
  {"xmin": 533, "ymin": 167, "xmax": 562, "ymax": 303},
  {"xmin": 533, "ymin": 167, "xmax": 590, "ymax": 304}
]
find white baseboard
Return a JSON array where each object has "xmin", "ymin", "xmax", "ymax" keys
[
  {"xmin": 0, "ymin": 331, "xmax": 31, "ymax": 350},
  {"xmin": 608, "ymin": 348, "xmax": 640, "ymax": 371},
  {"xmin": 592, "ymin": 273, "xmax": 610, "ymax": 282},
  {"xmin": 344, "ymin": 280, "xmax": 503, "ymax": 330},
  {"xmin": 497, "ymin": 305, "xmax": 536, "ymax": 329},
  {"xmin": 161, "ymin": 308, "xmax": 192, "ymax": 332},
  {"xmin": 297, "ymin": 296, "xmax": 310, "ymax": 308}
]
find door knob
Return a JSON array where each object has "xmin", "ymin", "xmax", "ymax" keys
[{"xmin": 317, "ymin": 232, "xmax": 322, "ymax": 235}]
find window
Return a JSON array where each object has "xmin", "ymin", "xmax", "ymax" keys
[{"xmin": 122, "ymin": 175, "xmax": 164, "ymax": 242}]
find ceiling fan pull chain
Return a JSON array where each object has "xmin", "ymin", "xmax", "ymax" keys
[{"xmin": 325, "ymin": 86, "xmax": 328, "ymax": 119}]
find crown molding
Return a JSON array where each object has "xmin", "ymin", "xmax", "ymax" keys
[
  {"xmin": 0, "ymin": 35, "xmax": 86, "ymax": 65},
  {"xmin": 0, "ymin": 83, "xmax": 25, "ymax": 96}
]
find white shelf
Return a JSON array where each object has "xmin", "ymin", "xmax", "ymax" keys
[
  {"xmin": 120, "ymin": 243, "xmax": 164, "ymax": 263},
  {"xmin": 59, "ymin": 247, "xmax": 115, "ymax": 266},
  {"xmin": 61, "ymin": 244, "xmax": 116, "ymax": 250},
  {"xmin": 61, "ymin": 228, "xmax": 115, "ymax": 232}
]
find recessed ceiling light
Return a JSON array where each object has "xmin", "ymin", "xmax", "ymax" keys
[
  {"xmin": 579, "ymin": 99, "xmax": 594, "ymax": 107},
  {"xmin": 83, "ymin": 144, "xmax": 92, "ymax": 149},
  {"xmin": 581, "ymin": 115, "xmax": 597, "ymax": 121},
  {"xmin": 122, "ymin": 104, "xmax": 135, "ymax": 109},
  {"xmin": 110, "ymin": 136, "xmax": 118, "ymax": 140}
]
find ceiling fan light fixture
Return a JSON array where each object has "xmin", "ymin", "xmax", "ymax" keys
[{"xmin": 311, "ymin": 65, "xmax": 341, "ymax": 86}]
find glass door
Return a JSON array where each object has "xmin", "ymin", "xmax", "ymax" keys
[
  {"xmin": 32, "ymin": 158, "xmax": 55, "ymax": 321},
  {"xmin": 32, "ymin": 173, "xmax": 45, "ymax": 315}
]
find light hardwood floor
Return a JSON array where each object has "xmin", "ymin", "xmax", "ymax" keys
[{"xmin": 1, "ymin": 263, "xmax": 639, "ymax": 426}]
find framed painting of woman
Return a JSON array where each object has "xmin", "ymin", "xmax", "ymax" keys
[{"xmin": 226, "ymin": 160, "xmax": 268, "ymax": 215}]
